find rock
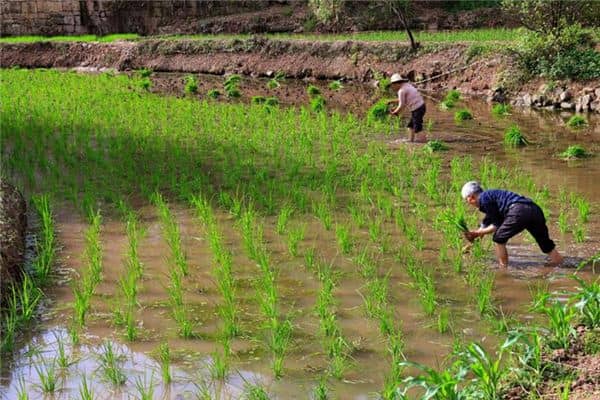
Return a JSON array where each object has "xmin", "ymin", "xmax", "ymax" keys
[
  {"xmin": 522, "ymin": 93, "xmax": 532, "ymax": 107},
  {"xmin": 560, "ymin": 102, "xmax": 574, "ymax": 110},
  {"xmin": 576, "ymin": 94, "xmax": 592, "ymax": 112},
  {"xmin": 559, "ymin": 90, "xmax": 571, "ymax": 102},
  {"xmin": 590, "ymin": 99, "xmax": 600, "ymax": 112},
  {"xmin": 595, "ymin": 88, "xmax": 600, "ymax": 98},
  {"xmin": 582, "ymin": 87, "xmax": 594, "ymax": 94}
]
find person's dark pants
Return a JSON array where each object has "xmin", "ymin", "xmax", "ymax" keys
[
  {"xmin": 407, "ymin": 104, "xmax": 426, "ymax": 133},
  {"xmin": 493, "ymin": 202, "xmax": 556, "ymax": 253}
]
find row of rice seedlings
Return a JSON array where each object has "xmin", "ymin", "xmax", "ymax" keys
[
  {"xmin": 71, "ymin": 210, "xmax": 103, "ymax": 337},
  {"xmin": 152, "ymin": 192, "xmax": 195, "ymax": 338},
  {"xmin": 405, "ymin": 255, "xmax": 437, "ymax": 316},
  {"xmin": 31, "ymin": 194, "xmax": 56, "ymax": 284},
  {"xmin": 315, "ymin": 262, "xmax": 350, "ymax": 379},
  {"xmin": 238, "ymin": 208, "xmax": 293, "ymax": 378},
  {"xmin": 114, "ymin": 209, "xmax": 143, "ymax": 341},
  {"xmin": 98, "ymin": 341, "xmax": 127, "ymax": 386},
  {"xmin": 192, "ymin": 196, "xmax": 239, "ymax": 339}
]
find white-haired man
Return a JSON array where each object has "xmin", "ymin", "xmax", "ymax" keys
[
  {"xmin": 387, "ymin": 73, "xmax": 426, "ymax": 142},
  {"xmin": 461, "ymin": 181, "xmax": 564, "ymax": 268}
]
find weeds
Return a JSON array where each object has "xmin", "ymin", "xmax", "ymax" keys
[
  {"xmin": 504, "ymin": 125, "xmax": 529, "ymax": 147},
  {"xmin": 559, "ymin": 144, "xmax": 588, "ymax": 159},
  {"xmin": 307, "ymin": 84, "xmax": 321, "ymax": 97},
  {"xmin": 566, "ymin": 115, "xmax": 587, "ymax": 128},
  {"xmin": 491, "ymin": 103, "xmax": 511, "ymax": 116},
  {"xmin": 184, "ymin": 74, "xmax": 199, "ymax": 94},
  {"xmin": 454, "ymin": 109, "xmax": 473, "ymax": 122},
  {"xmin": 328, "ymin": 80, "xmax": 343, "ymax": 91}
]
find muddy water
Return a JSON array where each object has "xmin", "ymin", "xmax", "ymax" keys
[{"xmin": 1, "ymin": 75, "xmax": 599, "ymax": 399}]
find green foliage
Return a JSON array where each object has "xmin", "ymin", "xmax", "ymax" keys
[
  {"xmin": 491, "ymin": 103, "xmax": 511, "ymax": 116},
  {"xmin": 379, "ymin": 78, "xmax": 392, "ymax": 92},
  {"xmin": 425, "ymin": 140, "xmax": 449, "ymax": 153},
  {"xmin": 566, "ymin": 115, "xmax": 587, "ymax": 128},
  {"xmin": 440, "ymin": 99, "xmax": 455, "ymax": 110},
  {"xmin": 265, "ymin": 97, "xmax": 279, "ymax": 107},
  {"xmin": 252, "ymin": 95, "xmax": 267, "ymax": 105},
  {"xmin": 138, "ymin": 68, "xmax": 152, "ymax": 78},
  {"xmin": 368, "ymin": 100, "xmax": 391, "ymax": 123},
  {"xmin": 224, "ymin": 74, "xmax": 242, "ymax": 98},
  {"xmin": 465, "ymin": 43, "xmax": 491, "ymax": 62},
  {"xmin": 572, "ymin": 276, "xmax": 599, "ymax": 329},
  {"xmin": 445, "ymin": 90, "xmax": 461, "ymax": 102},
  {"xmin": 139, "ymin": 77, "xmax": 152, "ymax": 91},
  {"xmin": 311, "ymin": 95, "xmax": 326, "ymax": 112},
  {"xmin": 504, "ymin": 125, "xmax": 529, "ymax": 147},
  {"xmin": 453, "ymin": 109, "xmax": 473, "ymax": 122},
  {"xmin": 559, "ymin": 145, "xmax": 588, "ymax": 160},
  {"xmin": 306, "ymin": 84, "xmax": 321, "ymax": 97},
  {"xmin": 308, "ymin": 0, "xmax": 343, "ymax": 24},
  {"xmin": 328, "ymin": 80, "xmax": 343, "ymax": 91},
  {"xmin": 207, "ymin": 88, "xmax": 221, "ymax": 99},
  {"xmin": 184, "ymin": 74, "xmax": 198, "ymax": 94}
]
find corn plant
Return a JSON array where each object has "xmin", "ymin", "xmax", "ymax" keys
[
  {"xmin": 398, "ymin": 359, "xmax": 469, "ymax": 400},
  {"xmin": 461, "ymin": 343, "xmax": 505, "ymax": 400},
  {"xmin": 572, "ymin": 276, "xmax": 599, "ymax": 329}
]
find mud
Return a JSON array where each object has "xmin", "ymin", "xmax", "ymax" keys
[{"xmin": 0, "ymin": 180, "xmax": 27, "ymax": 301}]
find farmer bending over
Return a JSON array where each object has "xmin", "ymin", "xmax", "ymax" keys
[
  {"xmin": 388, "ymin": 73, "xmax": 426, "ymax": 142},
  {"xmin": 461, "ymin": 181, "xmax": 564, "ymax": 268}
]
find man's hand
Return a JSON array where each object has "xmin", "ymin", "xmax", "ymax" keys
[{"xmin": 464, "ymin": 231, "xmax": 480, "ymax": 242}]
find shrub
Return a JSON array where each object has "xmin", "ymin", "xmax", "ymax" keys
[
  {"xmin": 226, "ymin": 88, "xmax": 241, "ymax": 98},
  {"xmin": 454, "ymin": 109, "xmax": 473, "ymax": 122},
  {"xmin": 265, "ymin": 97, "xmax": 279, "ymax": 107},
  {"xmin": 504, "ymin": 125, "xmax": 529, "ymax": 147},
  {"xmin": 184, "ymin": 75, "xmax": 198, "ymax": 94},
  {"xmin": 251, "ymin": 96, "xmax": 266, "ymax": 105},
  {"xmin": 559, "ymin": 145, "xmax": 588, "ymax": 160},
  {"xmin": 310, "ymin": 95, "xmax": 326, "ymax": 112},
  {"xmin": 492, "ymin": 103, "xmax": 511, "ymax": 116},
  {"xmin": 368, "ymin": 100, "xmax": 391, "ymax": 123},
  {"xmin": 306, "ymin": 84, "xmax": 321, "ymax": 97},
  {"xmin": 567, "ymin": 115, "xmax": 587, "ymax": 129}
]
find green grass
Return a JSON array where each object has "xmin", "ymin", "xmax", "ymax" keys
[
  {"xmin": 559, "ymin": 145, "xmax": 589, "ymax": 159},
  {"xmin": 454, "ymin": 108, "xmax": 473, "ymax": 122},
  {"xmin": 0, "ymin": 33, "xmax": 139, "ymax": 43},
  {"xmin": 566, "ymin": 115, "xmax": 587, "ymax": 129},
  {"xmin": 504, "ymin": 125, "xmax": 529, "ymax": 147}
]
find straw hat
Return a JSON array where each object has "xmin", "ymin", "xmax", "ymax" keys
[{"xmin": 390, "ymin": 73, "xmax": 409, "ymax": 83}]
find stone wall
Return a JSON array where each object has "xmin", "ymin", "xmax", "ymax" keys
[{"xmin": 0, "ymin": 0, "xmax": 273, "ymax": 36}]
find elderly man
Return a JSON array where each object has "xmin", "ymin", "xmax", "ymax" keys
[
  {"xmin": 387, "ymin": 73, "xmax": 426, "ymax": 142},
  {"xmin": 461, "ymin": 181, "xmax": 564, "ymax": 268}
]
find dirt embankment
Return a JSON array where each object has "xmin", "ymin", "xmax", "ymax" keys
[
  {"xmin": 0, "ymin": 180, "xmax": 27, "ymax": 301},
  {"xmin": 0, "ymin": 38, "xmax": 503, "ymax": 95}
]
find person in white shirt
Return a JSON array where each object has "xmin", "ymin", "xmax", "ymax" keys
[{"xmin": 387, "ymin": 73, "xmax": 426, "ymax": 142}]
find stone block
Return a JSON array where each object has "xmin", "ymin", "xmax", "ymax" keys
[
  {"xmin": 8, "ymin": 1, "xmax": 22, "ymax": 13},
  {"xmin": 560, "ymin": 102, "xmax": 574, "ymax": 110}
]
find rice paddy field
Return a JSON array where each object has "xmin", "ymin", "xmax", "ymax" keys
[{"xmin": 0, "ymin": 68, "xmax": 599, "ymax": 399}]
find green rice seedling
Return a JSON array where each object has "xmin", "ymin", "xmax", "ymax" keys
[
  {"xmin": 276, "ymin": 205, "xmax": 294, "ymax": 234},
  {"xmin": 313, "ymin": 376, "xmax": 329, "ymax": 400},
  {"xmin": 335, "ymin": 224, "xmax": 353, "ymax": 255},
  {"xmin": 54, "ymin": 335, "xmax": 71, "ymax": 369},
  {"xmin": 287, "ymin": 223, "xmax": 306, "ymax": 257},
  {"xmin": 138, "ymin": 68, "xmax": 152, "ymax": 78},
  {"xmin": 251, "ymin": 95, "xmax": 267, "ymax": 104},
  {"xmin": 139, "ymin": 77, "xmax": 152, "ymax": 91},
  {"xmin": 559, "ymin": 381, "xmax": 572, "ymax": 400},
  {"xmin": 305, "ymin": 247, "xmax": 316, "ymax": 271},
  {"xmin": 153, "ymin": 193, "xmax": 188, "ymax": 276},
  {"xmin": 13, "ymin": 274, "xmax": 42, "ymax": 323},
  {"xmin": 244, "ymin": 383, "xmax": 270, "ymax": 400},
  {"xmin": 425, "ymin": 140, "xmax": 449, "ymax": 152},
  {"xmin": 134, "ymin": 373, "xmax": 156, "ymax": 400},
  {"xmin": 566, "ymin": 115, "xmax": 587, "ymax": 128},
  {"xmin": 573, "ymin": 224, "xmax": 585, "ymax": 243},
  {"xmin": 575, "ymin": 197, "xmax": 590, "ymax": 223},
  {"xmin": 491, "ymin": 103, "xmax": 511, "ymax": 116},
  {"xmin": 368, "ymin": 216, "xmax": 383, "ymax": 243},
  {"xmin": 440, "ymin": 98, "xmax": 455, "ymax": 110},
  {"xmin": 271, "ymin": 319, "xmax": 293, "ymax": 378},
  {"xmin": 99, "ymin": 341, "xmax": 126, "ymax": 386},
  {"xmin": 314, "ymin": 202, "xmax": 333, "ymax": 230},
  {"xmin": 210, "ymin": 349, "xmax": 229, "ymax": 380},
  {"xmin": 398, "ymin": 359, "xmax": 468, "ymax": 400},
  {"xmin": 328, "ymin": 336, "xmax": 349, "ymax": 379},
  {"xmin": 1, "ymin": 312, "xmax": 17, "ymax": 353},
  {"xmin": 477, "ymin": 273, "xmax": 495, "ymax": 316},
  {"xmin": 306, "ymin": 84, "xmax": 321, "ymax": 97},
  {"xmin": 437, "ymin": 308, "xmax": 450, "ymax": 334},
  {"xmin": 34, "ymin": 359, "xmax": 58, "ymax": 393},
  {"xmin": 31, "ymin": 194, "xmax": 56, "ymax": 284},
  {"xmin": 557, "ymin": 210, "xmax": 569, "ymax": 234},
  {"xmin": 184, "ymin": 74, "xmax": 199, "ymax": 94},
  {"xmin": 425, "ymin": 118, "xmax": 435, "ymax": 132},
  {"xmin": 559, "ymin": 145, "xmax": 588, "ymax": 159},
  {"xmin": 445, "ymin": 89, "xmax": 461, "ymax": 102},
  {"xmin": 378, "ymin": 77, "xmax": 392, "ymax": 92},
  {"xmin": 367, "ymin": 99, "xmax": 391, "ymax": 123},
  {"xmin": 328, "ymin": 80, "xmax": 343, "ymax": 91},
  {"xmin": 265, "ymin": 97, "xmax": 279, "ymax": 107},
  {"xmin": 267, "ymin": 79, "xmax": 280, "ymax": 89},
  {"xmin": 207, "ymin": 88, "xmax": 221, "ymax": 98},
  {"xmin": 311, "ymin": 95, "xmax": 326, "ymax": 112},
  {"xmin": 572, "ymin": 276, "xmax": 599, "ymax": 329},
  {"xmin": 454, "ymin": 109, "xmax": 473, "ymax": 122},
  {"xmin": 16, "ymin": 377, "xmax": 28, "ymax": 400},
  {"xmin": 462, "ymin": 343, "xmax": 505, "ymax": 400},
  {"xmin": 417, "ymin": 273, "xmax": 437, "ymax": 317},
  {"xmin": 504, "ymin": 125, "xmax": 529, "ymax": 147},
  {"xmin": 158, "ymin": 342, "xmax": 172, "ymax": 384}
]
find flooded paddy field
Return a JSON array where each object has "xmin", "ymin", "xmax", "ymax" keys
[{"xmin": 1, "ymin": 68, "xmax": 598, "ymax": 399}]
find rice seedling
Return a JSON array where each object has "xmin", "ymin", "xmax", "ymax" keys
[
  {"xmin": 158, "ymin": 342, "xmax": 172, "ymax": 384},
  {"xmin": 139, "ymin": 77, "xmax": 152, "ymax": 91},
  {"xmin": 98, "ymin": 341, "xmax": 126, "ymax": 386},
  {"xmin": 265, "ymin": 96, "xmax": 279, "ymax": 107},
  {"xmin": 16, "ymin": 377, "xmax": 28, "ymax": 400},
  {"xmin": 566, "ymin": 114, "xmax": 587, "ymax": 128},
  {"xmin": 314, "ymin": 202, "xmax": 333, "ymax": 230},
  {"xmin": 445, "ymin": 89, "xmax": 461, "ymax": 102},
  {"xmin": 439, "ymin": 98, "xmax": 455, "ymax": 110},
  {"xmin": 287, "ymin": 223, "xmax": 306, "ymax": 257},
  {"xmin": 575, "ymin": 196, "xmax": 590, "ymax": 223},
  {"xmin": 491, "ymin": 103, "xmax": 511, "ymax": 116},
  {"xmin": 367, "ymin": 99, "xmax": 391, "ymax": 123},
  {"xmin": 437, "ymin": 307, "xmax": 451, "ymax": 334},
  {"xmin": 559, "ymin": 144, "xmax": 589, "ymax": 159},
  {"xmin": 306, "ymin": 84, "xmax": 321, "ymax": 97},
  {"xmin": 477, "ymin": 273, "xmax": 495, "ymax": 316},
  {"xmin": 305, "ymin": 247, "xmax": 316, "ymax": 271},
  {"xmin": 31, "ymin": 194, "xmax": 56, "ymax": 284},
  {"xmin": 424, "ymin": 140, "xmax": 449, "ymax": 152},
  {"xmin": 134, "ymin": 373, "xmax": 156, "ymax": 400},
  {"xmin": 138, "ymin": 68, "xmax": 152, "ymax": 78},
  {"xmin": 252, "ymin": 95, "xmax": 267, "ymax": 104},
  {"xmin": 153, "ymin": 192, "xmax": 189, "ymax": 276},
  {"xmin": 311, "ymin": 95, "xmax": 326, "ymax": 112},
  {"xmin": 54, "ymin": 335, "xmax": 71, "ymax": 369},
  {"xmin": 313, "ymin": 376, "xmax": 329, "ymax": 400},
  {"xmin": 276, "ymin": 204, "xmax": 294, "ymax": 234},
  {"xmin": 573, "ymin": 224, "xmax": 585, "ymax": 243},
  {"xmin": 243, "ymin": 383, "xmax": 270, "ymax": 400},
  {"xmin": 184, "ymin": 74, "xmax": 199, "ymax": 94},
  {"xmin": 11, "ymin": 274, "xmax": 42, "ymax": 324},
  {"xmin": 207, "ymin": 88, "xmax": 221, "ymax": 98},
  {"xmin": 504, "ymin": 125, "xmax": 529, "ymax": 147},
  {"xmin": 557, "ymin": 210, "xmax": 569, "ymax": 234},
  {"xmin": 224, "ymin": 74, "xmax": 242, "ymax": 98},
  {"xmin": 454, "ymin": 108, "xmax": 473, "ymax": 122},
  {"xmin": 210, "ymin": 348, "xmax": 230, "ymax": 380},
  {"xmin": 335, "ymin": 224, "xmax": 353, "ymax": 255},
  {"xmin": 328, "ymin": 80, "xmax": 343, "ymax": 91},
  {"xmin": 34, "ymin": 359, "xmax": 58, "ymax": 393}
]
